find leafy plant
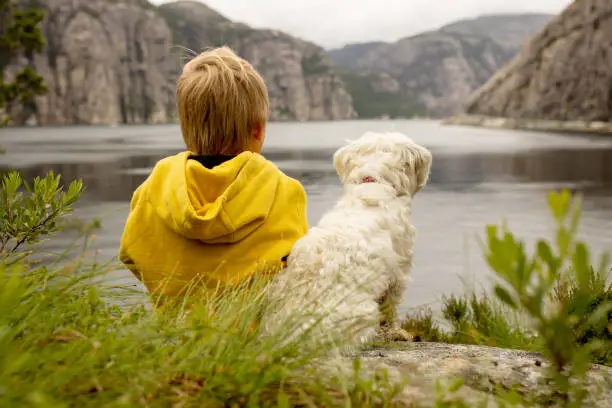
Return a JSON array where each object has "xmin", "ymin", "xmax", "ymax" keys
[
  {"xmin": 0, "ymin": 170, "xmax": 84, "ymax": 262},
  {"xmin": 483, "ymin": 190, "xmax": 611, "ymax": 405}
]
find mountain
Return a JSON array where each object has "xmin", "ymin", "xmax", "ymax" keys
[
  {"xmin": 440, "ymin": 13, "xmax": 553, "ymax": 54},
  {"xmin": 327, "ymin": 42, "xmax": 387, "ymax": 67},
  {"xmin": 5, "ymin": 0, "xmax": 356, "ymax": 125},
  {"xmin": 158, "ymin": 1, "xmax": 356, "ymax": 122},
  {"xmin": 465, "ymin": 0, "xmax": 612, "ymax": 123},
  {"xmin": 330, "ymin": 14, "xmax": 553, "ymax": 118}
]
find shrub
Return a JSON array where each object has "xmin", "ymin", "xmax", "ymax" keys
[
  {"xmin": 403, "ymin": 190, "xmax": 611, "ymax": 406},
  {"xmin": 0, "ymin": 170, "xmax": 84, "ymax": 263},
  {"xmin": 484, "ymin": 190, "xmax": 611, "ymax": 404}
]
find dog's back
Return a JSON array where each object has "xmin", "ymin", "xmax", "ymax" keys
[
  {"xmin": 260, "ymin": 131, "xmax": 431, "ymax": 354},
  {"xmin": 260, "ymin": 184, "xmax": 414, "ymax": 352}
]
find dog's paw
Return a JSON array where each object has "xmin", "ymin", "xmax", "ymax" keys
[{"xmin": 375, "ymin": 326, "xmax": 413, "ymax": 342}]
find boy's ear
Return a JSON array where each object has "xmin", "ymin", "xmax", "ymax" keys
[{"xmin": 251, "ymin": 122, "xmax": 265, "ymax": 142}]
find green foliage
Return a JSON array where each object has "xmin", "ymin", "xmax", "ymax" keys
[
  {"xmin": 443, "ymin": 293, "xmax": 537, "ymax": 348},
  {"xmin": 0, "ymin": 170, "xmax": 84, "ymax": 262},
  {"xmin": 0, "ymin": 0, "xmax": 47, "ymax": 126},
  {"xmin": 401, "ymin": 307, "xmax": 450, "ymax": 343},
  {"xmin": 403, "ymin": 294, "xmax": 538, "ymax": 352},
  {"xmin": 301, "ymin": 53, "xmax": 330, "ymax": 76},
  {"xmin": 403, "ymin": 191, "xmax": 611, "ymax": 388},
  {"xmin": 0, "ymin": 257, "xmax": 405, "ymax": 407},
  {"xmin": 2, "ymin": 169, "xmax": 609, "ymax": 407},
  {"xmin": 0, "ymin": 170, "xmax": 410, "ymax": 407},
  {"xmin": 483, "ymin": 190, "xmax": 611, "ymax": 405},
  {"xmin": 338, "ymin": 70, "xmax": 426, "ymax": 119}
]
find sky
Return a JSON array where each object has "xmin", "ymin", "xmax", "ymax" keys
[{"xmin": 151, "ymin": 0, "xmax": 572, "ymax": 49}]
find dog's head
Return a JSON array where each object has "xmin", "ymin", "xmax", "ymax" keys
[{"xmin": 333, "ymin": 132, "xmax": 432, "ymax": 196}]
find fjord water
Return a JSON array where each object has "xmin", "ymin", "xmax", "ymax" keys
[{"xmin": 2, "ymin": 120, "xmax": 612, "ymax": 311}]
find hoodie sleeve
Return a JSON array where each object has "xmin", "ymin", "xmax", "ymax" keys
[
  {"xmin": 119, "ymin": 184, "xmax": 146, "ymax": 279},
  {"xmin": 291, "ymin": 179, "xmax": 309, "ymax": 236},
  {"xmin": 284, "ymin": 176, "xmax": 309, "ymax": 243}
]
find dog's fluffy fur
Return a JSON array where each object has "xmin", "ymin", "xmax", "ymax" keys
[{"xmin": 260, "ymin": 132, "xmax": 432, "ymax": 351}]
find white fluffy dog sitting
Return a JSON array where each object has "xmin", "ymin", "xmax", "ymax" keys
[{"xmin": 260, "ymin": 132, "xmax": 432, "ymax": 352}]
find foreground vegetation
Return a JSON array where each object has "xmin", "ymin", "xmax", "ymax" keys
[
  {"xmin": 403, "ymin": 191, "xmax": 612, "ymax": 370},
  {"xmin": 0, "ymin": 170, "xmax": 610, "ymax": 407}
]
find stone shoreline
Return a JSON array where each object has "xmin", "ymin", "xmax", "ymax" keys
[
  {"xmin": 443, "ymin": 114, "xmax": 612, "ymax": 136},
  {"xmin": 328, "ymin": 342, "xmax": 612, "ymax": 407}
]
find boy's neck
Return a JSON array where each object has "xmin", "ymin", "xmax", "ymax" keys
[{"xmin": 188, "ymin": 154, "xmax": 238, "ymax": 169}]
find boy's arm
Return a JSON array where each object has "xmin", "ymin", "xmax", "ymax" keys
[
  {"xmin": 280, "ymin": 178, "xmax": 309, "ymax": 268},
  {"xmin": 289, "ymin": 178, "xmax": 309, "ymax": 235}
]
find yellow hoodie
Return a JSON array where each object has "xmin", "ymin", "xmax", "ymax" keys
[{"xmin": 119, "ymin": 151, "xmax": 308, "ymax": 299}]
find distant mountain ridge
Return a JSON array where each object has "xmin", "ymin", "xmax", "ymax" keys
[
  {"xmin": 330, "ymin": 13, "xmax": 553, "ymax": 118},
  {"xmin": 440, "ymin": 13, "xmax": 553, "ymax": 53},
  {"xmin": 4, "ymin": 1, "xmax": 554, "ymax": 125}
]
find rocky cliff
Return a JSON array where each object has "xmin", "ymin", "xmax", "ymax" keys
[
  {"xmin": 440, "ymin": 14, "xmax": 553, "ymax": 55},
  {"xmin": 7, "ymin": 0, "xmax": 176, "ymax": 125},
  {"xmin": 465, "ymin": 0, "xmax": 612, "ymax": 123},
  {"xmin": 330, "ymin": 14, "xmax": 552, "ymax": 118},
  {"xmin": 158, "ymin": 1, "xmax": 356, "ymax": 122},
  {"xmin": 7, "ymin": 0, "xmax": 356, "ymax": 125}
]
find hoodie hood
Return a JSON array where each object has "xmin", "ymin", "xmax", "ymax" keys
[{"xmin": 144, "ymin": 151, "xmax": 279, "ymax": 244}]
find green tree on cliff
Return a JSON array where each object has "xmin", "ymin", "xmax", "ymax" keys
[{"xmin": 0, "ymin": 0, "xmax": 46, "ymax": 126}]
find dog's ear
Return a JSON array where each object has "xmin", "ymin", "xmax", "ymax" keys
[
  {"xmin": 404, "ymin": 144, "xmax": 432, "ymax": 194},
  {"xmin": 333, "ymin": 143, "xmax": 354, "ymax": 182}
]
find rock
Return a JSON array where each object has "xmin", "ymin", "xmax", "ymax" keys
[
  {"xmin": 443, "ymin": 114, "xmax": 612, "ymax": 135},
  {"xmin": 329, "ymin": 14, "xmax": 552, "ymax": 119},
  {"xmin": 7, "ymin": 0, "xmax": 356, "ymax": 125},
  {"xmin": 368, "ymin": 73, "xmax": 401, "ymax": 94},
  {"xmin": 465, "ymin": 0, "xmax": 612, "ymax": 123},
  {"xmin": 158, "ymin": 1, "xmax": 356, "ymax": 122},
  {"xmin": 325, "ymin": 343, "xmax": 612, "ymax": 407},
  {"xmin": 440, "ymin": 14, "xmax": 553, "ymax": 55},
  {"xmin": 7, "ymin": 0, "xmax": 176, "ymax": 126}
]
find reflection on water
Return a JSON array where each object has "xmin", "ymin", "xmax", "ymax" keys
[{"xmin": 1, "ymin": 120, "xmax": 612, "ymax": 309}]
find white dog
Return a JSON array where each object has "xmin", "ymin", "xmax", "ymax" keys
[{"xmin": 260, "ymin": 132, "xmax": 432, "ymax": 352}]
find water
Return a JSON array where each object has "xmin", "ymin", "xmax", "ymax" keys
[{"xmin": 2, "ymin": 120, "xmax": 612, "ymax": 312}]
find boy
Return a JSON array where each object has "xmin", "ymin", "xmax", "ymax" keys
[{"xmin": 119, "ymin": 47, "xmax": 309, "ymax": 304}]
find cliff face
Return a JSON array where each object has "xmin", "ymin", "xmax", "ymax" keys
[
  {"xmin": 7, "ymin": 0, "xmax": 355, "ymax": 125},
  {"xmin": 158, "ymin": 1, "xmax": 356, "ymax": 122},
  {"xmin": 8, "ymin": 0, "xmax": 176, "ymax": 125},
  {"xmin": 465, "ymin": 0, "xmax": 612, "ymax": 122},
  {"xmin": 330, "ymin": 14, "xmax": 552, "ymax": 118},
  {"xmin": 440, "ymin": 14, "xmax": 553, "ymax": 54}
]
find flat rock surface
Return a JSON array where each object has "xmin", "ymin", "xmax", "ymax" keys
[{"xmin": 325, "ymin": 343, "xmax": 612, "ymax": 407}]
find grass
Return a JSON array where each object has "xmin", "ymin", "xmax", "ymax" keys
[
  {"xmin": 401, "ymin": 294, "xmax": 540, "ymax": 350},
  {"xmin": 402, "ymin": 276, "xmax": 611, "ymax": 369},
  {"xmin": 401, "ymin": 192, "xmax": 612, "ymax": 367},
  {"xmin": 0, "ymin": 258, "xmax": 411, "ymax": 407},
  {"xmin": 1, "ymin": 170, "xmax": 611, "ymax": 407}
]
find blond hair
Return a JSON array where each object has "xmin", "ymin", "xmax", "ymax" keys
[{"xmin": 177, "ymin": 47, "xmax": 269, "ymax": 155}]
